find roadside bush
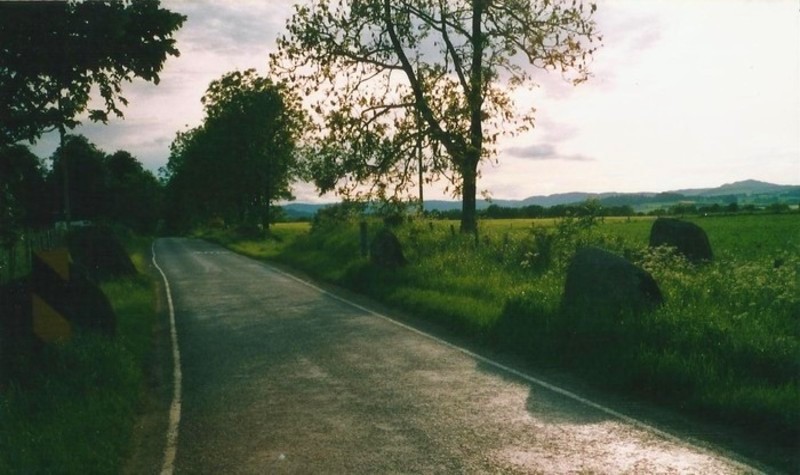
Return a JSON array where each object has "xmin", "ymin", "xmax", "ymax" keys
[
  {"xmin": 494, "ymin": 289, "xmax": 561, "ymax": 358},
  {"xmin": 310, "ymin": 201, "xmax": 365, "ymax": 235},
  {"xmin": 235, "ymin": 223, "xmax": 263, "ymax": 239}
]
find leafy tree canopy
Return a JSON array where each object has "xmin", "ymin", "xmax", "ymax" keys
[
  {"xmin": 272, "ymin": 0, "xmax": 600, "ymax": 232},
  {"xmin": 50, "ymin": 135, "xmax": 112, "ymax": 221},
  {"xmin": 164, "ymin": 69, "xmax": 305, "ymax": 231},
  {"xmin": 105, "ymin": 150, "xmax": 163, "ymax": 232},
  {"xmin": 47, "ymin": 135, "xmax": 162, "ymax": 232},
  {"xmin": 0, "ymin": 0, "xmax": 186, "ymax": 145},
  {"xmin": 0, "ymin": 144, "xmax": 48, "ymax": 247}
]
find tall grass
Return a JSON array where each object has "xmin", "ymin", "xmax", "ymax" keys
[{"xmin": 0, "ymin": 239, "xmax": 157, "ymax": 473}]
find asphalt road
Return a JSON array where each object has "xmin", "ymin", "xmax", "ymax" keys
[{"xmin": 153, "ymin": 237, "xmax": 760, "ymax": 474}]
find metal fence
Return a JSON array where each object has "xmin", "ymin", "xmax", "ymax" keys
[{"xmin": 0, "ymin": 229, "xmax": 63, "ymax": 284}]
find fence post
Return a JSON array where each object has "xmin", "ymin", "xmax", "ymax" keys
[{"xmin": 359, "ymin": 221, "xmax": 368, "ymax": 258}]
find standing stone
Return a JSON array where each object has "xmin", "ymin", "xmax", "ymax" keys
[
  {"xmin": 563, "ymin": 247, "xmax": 663, "ymax": 317},
  {"xmin": 370, "ymin": 228, "xmax": 406, "ymax": 268},
  {"xmin": 649, "ymin": 218, "xmax": 713, "ymax": 263}
]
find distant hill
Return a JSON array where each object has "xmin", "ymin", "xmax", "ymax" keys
[
  {"xmin": 672, "ymin": 179, "xmax": 800, "ymax": 197},
  {"xmin": 280, "ymin": 203, "xmax": 329, "ymax": 219},
  {"xmin": 280, "ymin": 180, "xmax": 800, "ymax": 217}
]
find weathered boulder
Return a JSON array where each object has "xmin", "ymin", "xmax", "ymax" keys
[
  {"xmin": 369, "ymin": 228, "xmax": 406, "ymax": 268},
  {"xmin": 563, "ymin": 247, "xmax": 663, "ymax": 317},
  {"xmin": 649, "ymin": 218, "xmax": 712, "ymax": 263}
]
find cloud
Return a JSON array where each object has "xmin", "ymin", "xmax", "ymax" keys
[
  {"xmin": 505, "ymin": 144, "xmax": 594, "ymax": 162},
  {"xmin": 538, "ymin": 118, "xmax": 580, "ymax": 143},
  {"xmin": 527, "ymin": 1, "xmax": 665, "ymax": 100},
  {"xmin": 167, "ymin": 1, "xmax": 286, "ymax": 56}
]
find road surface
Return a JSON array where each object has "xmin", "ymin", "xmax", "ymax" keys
[{"xmin": 153, "ymin": 237, "xmax": 760, "ymax": 474}]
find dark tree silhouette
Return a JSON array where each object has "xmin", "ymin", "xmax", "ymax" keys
[
  {"xmin": 1, "ymin": 145, "xmax": 48, "ymax": 255},
  {"xmin": 0, "ymin": 0, "xmax": 185, "ymax": 222},
  {"xmin": 164, "ymin": 70, "xmax": 304, "ymax": 232}
]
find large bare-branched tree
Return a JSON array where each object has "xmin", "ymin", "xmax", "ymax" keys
[{"xmin": 272, "ymin": 0, "xmax": 600, "ymax": 232}]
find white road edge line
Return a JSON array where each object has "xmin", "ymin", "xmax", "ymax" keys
[
  {"xmin": 152, "ymin": 241, "xmax": 183, "ymax": 475},
  {"xmin": 261, "ymin": 260, "xmax": 765, "ymax": 475}
]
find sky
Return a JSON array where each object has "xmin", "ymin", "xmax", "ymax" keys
[{"xmin": 30, "ymin": 0, "xmax": 800, "ymax": 202}]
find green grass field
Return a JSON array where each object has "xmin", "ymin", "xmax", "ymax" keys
[{"xmin": 205, "ymin": 212, "xmax": 799, "ymax": 465}]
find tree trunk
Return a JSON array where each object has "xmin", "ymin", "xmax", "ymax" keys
[
  {"xmin": 460, "ymin": 158, "xmax": 478, "ymax": 234},
  {"xmin": 459, "ymin": 0, "xmax": 485, "ymax": 235},
  {"xmin": 59, "ymin": 124, "xmax": 71, "ymax": 226},
  {"xmin": 261, "ymin": 184, "xmax": 271, "ymax": 233}
]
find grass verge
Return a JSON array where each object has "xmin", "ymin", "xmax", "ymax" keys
[{"xmin": 0, "ymin": 235, "xmax": 157, "ymax": 473}]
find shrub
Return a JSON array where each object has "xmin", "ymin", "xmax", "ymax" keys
[{"xmin": 310, "ymin": 201, "xmax": 365, "ymax": 235}]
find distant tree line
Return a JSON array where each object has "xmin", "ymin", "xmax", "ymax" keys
[
  {"xmin": 1, "ymin": 136, "xmax": 162, "ymax": 238},
  {"xmin": 653, "ymin": 202, "xmax": 792, "ymax": 217},
  {"xmin": 418, "ymin": 199, "xmax": 795, "ymax": 221},
  {"xmin": 480, "ymin": 202, "xmax": 635, "ymax": 220}
]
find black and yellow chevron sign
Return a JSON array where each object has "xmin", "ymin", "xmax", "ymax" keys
[{"xmin": 31, "ymin": 248, "xmax": 72, "ymax": 342}]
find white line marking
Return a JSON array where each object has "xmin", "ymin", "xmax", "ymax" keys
[
  {"xmin": 260, "ymin": 261, "xmax": 765, "ymax": 475},
  {"xmin": 152, "ymin": 240, "xmax": 183, "ymax": 475}
]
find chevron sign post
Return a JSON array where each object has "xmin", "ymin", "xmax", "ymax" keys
[{"xmin": 31, "ymin": 248, "xmax": 72, "ymax": 343}]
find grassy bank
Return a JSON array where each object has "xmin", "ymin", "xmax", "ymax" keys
[
  {"xmin": 0, "ymin": 235, "xmax": 157, "ymax": 473},
  {"xmin": 203, "ymin": 213, "xmax": 799, "ymax": 462}
]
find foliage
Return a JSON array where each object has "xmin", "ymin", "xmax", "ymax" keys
[
  {"xmin": 483, "ymin": 201, "xmax": 635, "ymax": 219},
  {"xmin": 105, "ymin": 150, "xmax": 162, "ymax": 232},
  {"xmin": 0, "ymin": 0, "xmax": 185, "ymax": 145},
  {"xmin": 0, "ymin": 332, "xmax": 140, "ymax": 473},
  {"xmin": 163, "ymin": 69, "xmax": 304, "ymax": 232},
  {"xmin": 311, "ymin": 201, "xmax": 367, "ymax": 234},
  {"xmin": 272, "ymin": 0, "xmax": 601, "ymax": 232},
  {"xmin": 49, "ymin": 135, "xmax": 109, "ymax": 220},
  {"xmin": 47, "ymin": 135, "xmax": 162, "ymax": 232},
  {"xmin": 0, "ymin": 186, "xmax": 22, "ymax": 252},
  {"xmin": 0, "ymin": 145, "xmax": 49, "ymax": 248}
]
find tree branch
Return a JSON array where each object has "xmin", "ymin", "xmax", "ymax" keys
[{"xmin": 382, "ymin": 0, "xmax": 463, "ymax": 159}]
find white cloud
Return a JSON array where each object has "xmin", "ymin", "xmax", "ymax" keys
[{"xmin": 505, "ymin": 143, "xmax": 594, "ymax": 162}]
